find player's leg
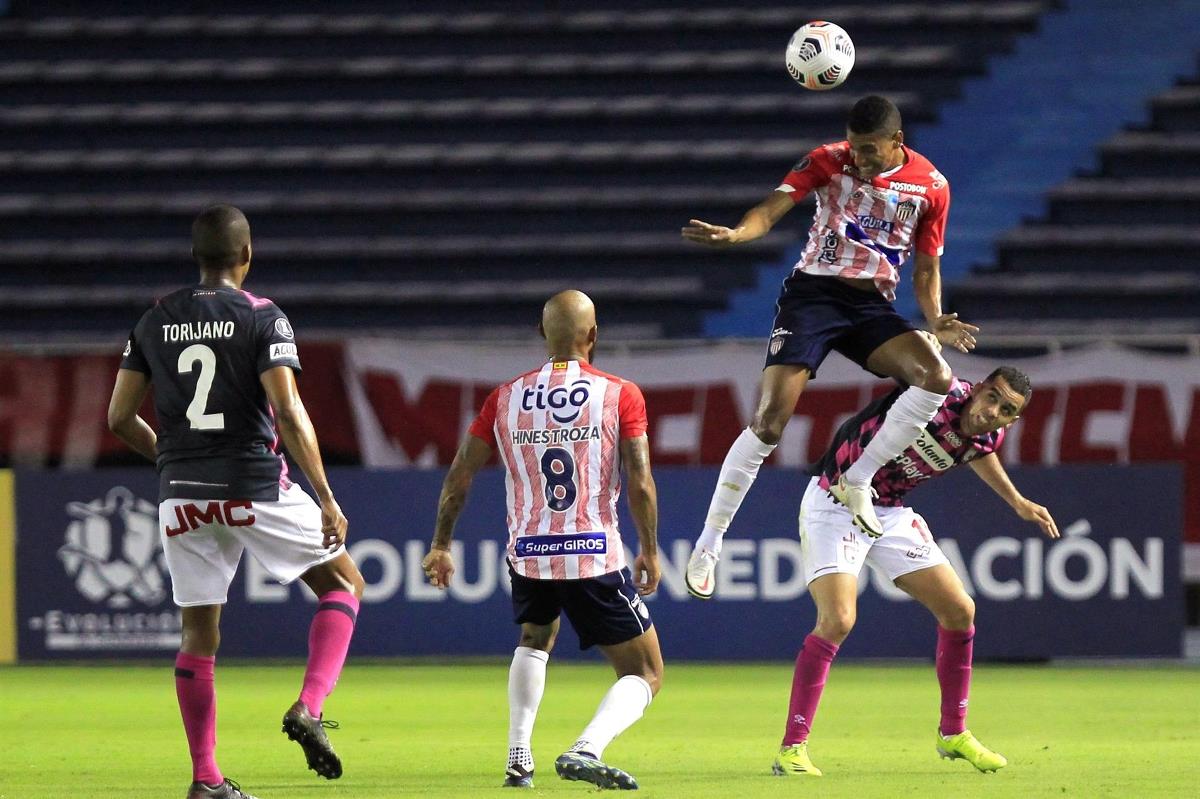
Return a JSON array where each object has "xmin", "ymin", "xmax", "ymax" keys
[
  {"xmin": 833, "ymin": 329, "xmax": 952, "ymax": 535},
  {"xmin": 894, "ymin": 563, "xmax": 1007, "ymax": 772},
  {"xmin": 506, "ymin": 567, "xmax": 564, "ymax": 787},
  {"xmin": 159, "ymin": 499, "xmax": 252, "ymax": 799},
  {"xmin": 687, "ymin": 364, "xmax": 809, "ymax": 598},
  {"xmin": 775, "ymin": 480, "xmax": 871, "ymax": 777},
  {"xmin": 557, "ymin": 570, "xmax": 658, "ymax": 790},
  {"xmin": 505, "ymin": 619, "xmax": 559, "ymax": 788}
]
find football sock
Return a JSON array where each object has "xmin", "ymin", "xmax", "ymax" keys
[
  {"xmin": 299, "ymin": 590, "xmax": 360, "ymax": 718},
  {"xmin": 782, "ymin": 634, "xmax": 840, "ymax": 746},
  {"xmin": 842, "ymin": 386, "xmax": 946, "ymax": 488},
  {"xmin": 175, "ymin": 652, "xmax": 222, "ymax": 786},
  {"xmin": 936, "ymin": 625, "xmax": 975, "ymax": 736},
  {"xmin": 508, "ymin": 646, "xmax": 549, "ymax": 760},
  {"xmin": 574, "ymin": 675, "xmax": 654, "ymax": 759},
  {"xmin": 697, "ymin": 428, "xmax": 777, "ymax": 553}
]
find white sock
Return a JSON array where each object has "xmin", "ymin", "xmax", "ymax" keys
[
  {"xmin": 696, "ymin": 429, "xmax": 776, "ymax": 554},
  {"xmin": 842, "ymin": 386, "xmax": 947, "ymax": 487},
  {"xmin": 508, "ymin": 646, "xmax": 549, "ymax": 763},
  {"xmin": 574, "ymin": 675, "xmax": 654, "ymax": 759}
]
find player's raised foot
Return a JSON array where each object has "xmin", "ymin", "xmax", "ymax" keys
[
  {"xmin": 186, "ymin": 778, "xmax": 259, "ymax": 799},
  {"xmin": 936, "ymin": 729, "xmax": 1007, "ymax": 773},
  {"xmin": 771, "ymin": 742, "xmax": 823, "ymax": 777},
  {"xmin": 503, "ymin": 763, "xmax": 534, "ymax": 788},
  {"xmin": 554, "ymin": 751, "xmax": 638, "ymax": 790},
  {"xmin": 281, "ymin": 700, "xmax": 343, "ymax": 780},
  {"xmin": 685, "ymin": 545, "xmax": 719, "ymax": 599},
  {"xmin": 827, "ymin": 476, "xmax": 882, "ymax": 538}
]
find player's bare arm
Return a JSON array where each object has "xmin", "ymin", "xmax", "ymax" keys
[
  {"xmin": 260, "ymin": 365, "xmax": 347, "ymax": 549},
  {"xmin": 423, "ymin": 434, "xmax": 493, "ymax": 589},
  {"xmin": 620, "ymin": 434, "xmax": 660, "ymax": 596},
  {"xmin": 681, "ymin": 190, "xmax": 794, "ymax": 247},
  {"xmin": 912, "ymin": 251, "xmax": 978, "ymax": 354},
  {"xmin": 107, "ymin": 368, "xmax": 158, "ymax": 462},
  {"xmin": 968, "ymin": 452, "xmax": 1059, "ymax": 538}
]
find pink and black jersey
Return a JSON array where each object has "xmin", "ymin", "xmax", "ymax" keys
[
  {"xmin": 469, "ymin": 359, "xmax": 648, "ymax": 580},
  {"xmin": 776, "ymin": 141, "xmax": 950, "ymax": 301},
  {"xmin": 815, "ymin": 378, "xmax": 1004, "ymax": 507}
]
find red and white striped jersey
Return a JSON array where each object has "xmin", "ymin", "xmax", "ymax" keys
[
  {"xmin": 469, "ymin": 359, "xmax": 648, "ymax": 580},
  {"xmin": 776, "ymin": 141, "xmax": 950, "ymax": 301}
]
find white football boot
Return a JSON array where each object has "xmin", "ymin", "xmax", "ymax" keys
[
  {"xmin": 827, "ymin": 476, "xmax": 883, "ymax": 538},
  {"xmin": 685, "ymin": 545, "xmax": 719, "ymax": 599}
]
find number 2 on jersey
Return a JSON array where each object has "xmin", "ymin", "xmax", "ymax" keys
[
  {"xmin": 541, "ymin": 447, "xmax": 577, "ymax": 512},
  {"xmin": 177, "ymin": 344, "xmax": 226, "ymax": 430}
]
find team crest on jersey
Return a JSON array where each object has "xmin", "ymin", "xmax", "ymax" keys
[
  {"xmin": 896, "ymin": 199, "xmax": 918, "ymax": 221},
  {"xmin": 274, "ymin": 318, "xmax": 294, "ymax": 339},
  {"xmin": 122, "ymin": 339, "xmax": 132, "ymax": 357}
]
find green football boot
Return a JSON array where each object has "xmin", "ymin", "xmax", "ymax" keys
[
  {"xmin": 936, "ymin": 729, "xmax": 1008, "ymax": 773},
  {"xmin": 771, "ymin": 742, "xmax": 823, "ymax": 777}
]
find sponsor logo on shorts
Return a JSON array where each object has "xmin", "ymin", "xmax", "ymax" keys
[
  {"xmin": 768, "ymin": 327, "xmax": 792, "ymax": 357},
  {"xmin": 270, "ymin": 342, "xmax": 298, "ymax": 361},
  {"xmin": 514, "ymin": 532, "xmax": 608, "ymax": 558}
]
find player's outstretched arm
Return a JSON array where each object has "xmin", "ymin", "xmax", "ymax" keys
[
  {"xmin": 423, "ymin": 434, "xmax": 493, "ymax": 589},
  {"xmin": 260, "ymin": 365, "xmax": 347, "ymax": 549},
  {"xmin": 913, "ymin": 252, "xmax": 979, "ymax": 354},
  {"xmin": 620, "ymin": 435, "xmax": 660, "ymax": 596},
  {"xmin": 107, "ymin": 368, "xmax": 157, "ymax": 462},
  {"xmin": 681, "ymin": 191, "xmax": 793, "ymax": 247},
  {"xmin": 967, "ymin": 452, "xmax": 1060, "ymax": 539}
]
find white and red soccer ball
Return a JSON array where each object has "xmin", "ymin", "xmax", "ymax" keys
[{"xmin": 785, "ymin": 21, "xmax": 855, "ymax": 91}]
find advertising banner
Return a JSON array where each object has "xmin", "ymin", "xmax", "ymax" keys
[{"xmin": 14, "ymin": 464, "xmax": 1181, "ymax": 661}]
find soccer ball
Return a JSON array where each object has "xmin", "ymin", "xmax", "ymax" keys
[{"xmin": 785, "ymin": 21, "xmax": 855, "ymax": 91}]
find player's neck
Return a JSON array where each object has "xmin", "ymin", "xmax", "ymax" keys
[
  {"xmin": 198, "ymin": 270, "xmax": 243, "ymax": 290},
  {"xmin": 548, "ymin": 352, "xmax": 590, "ymax": 364}
]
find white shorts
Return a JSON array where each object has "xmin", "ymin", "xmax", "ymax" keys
[
  {"xmin": 159, "ymin": 482, "xmax": 343, "ymax": 606},
  {"xmin": 799, "ymin": 477, "xmax": 948, "ymax": 585}
]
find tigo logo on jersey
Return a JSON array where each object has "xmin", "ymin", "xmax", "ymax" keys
[
  {"xmin": 514, "ymin": 532, "xmax": 608, "ymax": 558},
  {"xmin": 270, "ymin": 342, "xmax": 298, "ymax": 361},
  {"xmin": 521, "ymin": 378, "xmax": 592, "ymax": 423}
]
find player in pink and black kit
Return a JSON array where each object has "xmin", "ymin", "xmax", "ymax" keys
[
  {"xmin": 682, "ymin": 96, "xmax": 981, "ymax": 598},
  {"xmin": 423, "ymin": 290, "xmax": 662, "ymax": 792},
  {"xmin": 107, "ymin": 206, "xmax": 365, "ymax": 799},
  {"xmin": 772, "ymin": 361, "xmax": 1059, "ymax": 777}
]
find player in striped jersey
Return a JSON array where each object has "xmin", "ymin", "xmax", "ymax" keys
[
  {"xmin": 681, "ymin": 95, "xmax": 980, "ymax": 598},
  {"xmin": 773, "ymin": 361, "xmax": 1058, "ymax": 778},
  {"xmin": 422, "ymin": 290, "xmax": 662, "ymax": 791}
]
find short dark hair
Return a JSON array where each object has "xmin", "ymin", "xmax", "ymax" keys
[
  {"xmin": 985, "ymin": 366, "xmax": 1033, "ymax": 407},
  {"xmin": 192, "ymin": 204, "xmax": 251, "ymax": 269},
  {"xmin": 847, "ymin": 95, "xmax": 902, "ymax": 136}
]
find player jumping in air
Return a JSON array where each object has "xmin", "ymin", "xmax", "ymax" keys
[
  {"xmin": 423, "ymin": 290, "xmax": 662, "ymax": 791},
  {"xmin": 771, "ymin": 357, "xmax": 1058, "ymax": 777},
  {"xmin": 107, "ymin": 205, "xmax": 366, "ymax": 799},
  {"xmin": 682, "ymin": 95, "xmax": 979, "ymax": 598}
]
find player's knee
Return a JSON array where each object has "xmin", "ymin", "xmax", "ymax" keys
[
  {"xmin": 941, "ymin": 595, "xmax": 975, "ymax": 630},
  {"xmin": 180, "ymin": 628, "xmax": 220, "ymax": 657},
  {"xmin": 815, "ymin": 608, "xmax": 856, "ymax": 643},
  {"xmin": 344, "ymin": 561, "xmax": 366, "ymax": 600},
  {"xmin": 642, "ymin": 665, "xmax": 663, "ymax": 697},
  {"xmin": 749, "ymin": 414, "xmax": 786, "ymax": 445},
  {"xmin": 910, "ymin": 358, "xmax": 952, "ymax": 394},
  {"xmin": 519, "ymin": 626, "xmax": 556, "ymax": 652}
]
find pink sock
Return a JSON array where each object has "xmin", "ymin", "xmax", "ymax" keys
[
  {"xmin": 175, "ymin": 652, "xmax": 221, "ymax": 785},
  {"xmin": 299, "ymin": 590, "xmax": 360, "ymax": 717},
  {"xmin": 782, "ymin": 634, "xmax": 840, "ymax": 745},
  {"xmin": 936, "ymin": 625, "xmax": 975, "ymax": 736}
]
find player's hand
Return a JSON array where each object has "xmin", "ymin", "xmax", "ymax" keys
[
  {"xmin": 681, "ymin": 219, "xmax": 738, "ymax": 247},
  {"xmin": 319, "ymin": 497, "xmax": 348, "ymax": 549},
  {"xmin": 633, "ymin": 552, "xmax": 660, "ymax": 596},
  {"xmin": 1015, "ymin": 499, "xmax": 1059, "ymax": 539},
  {"xmin": 422, "ymin": 547, "xmax": 455, "ymax": 589},
  {"xmin": 931, "ymin": 313, "xmax": 979, "ymax": 353}
]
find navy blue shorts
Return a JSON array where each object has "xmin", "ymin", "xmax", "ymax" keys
[
  {"xmin": 509, "ymin": 565, "xmax": 653, "ymax": 650},
  {"xmin": 765, "ymin": 271, "xmax": 915, "ymax": 377}
]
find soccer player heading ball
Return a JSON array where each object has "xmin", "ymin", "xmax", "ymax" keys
[{"xmin": 682, "ymin": 95, "xmax": 978, "ymax": 598}]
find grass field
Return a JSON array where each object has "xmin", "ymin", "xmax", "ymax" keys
[{"xmin": 1, "ymin": 661, "xmax": 1197, "ymax": 799}]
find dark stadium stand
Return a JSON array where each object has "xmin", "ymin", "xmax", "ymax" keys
[
  {"xmin": 948, "ymin": 65, "xmax": 1200, "ymax": 336},
  {"xmin": 0, "ymin": 2, "xmax": 1054, "ymax": 338}
]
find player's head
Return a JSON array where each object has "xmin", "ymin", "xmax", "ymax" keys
[
  {"xmin": 191, "ymin": 204, "xmax": 252, "ymax": 277},
  {"xmin": 539, "ymin": 290, "xmax": 598, "ymax": 363},
  {"xmin": 845, "ymin": 95, "xmax": 904, "ymax": 179},
  {"xmin": 962, "ymin": 367, "xmax": 1032, "ymax": 435}
]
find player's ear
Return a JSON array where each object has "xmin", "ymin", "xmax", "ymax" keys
[
  {"xmin": 893, "ymin": 129, "xmax": 904, "ymax": 148},
  {"xmin": 587, "ymin": 324, "xmax": 598, "ymax": 344},
  {"xmin": 241, "ymin": 243, "xmax": 252, "ymax": 267},
  {"xmin": 537, "ymin": 322, "xmax": 547, "ymax": 341}
]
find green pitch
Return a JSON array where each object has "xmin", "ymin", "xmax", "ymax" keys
[{"xmin": 2, "ymin": 661, "xmax": 1197, "ymax": 799}]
